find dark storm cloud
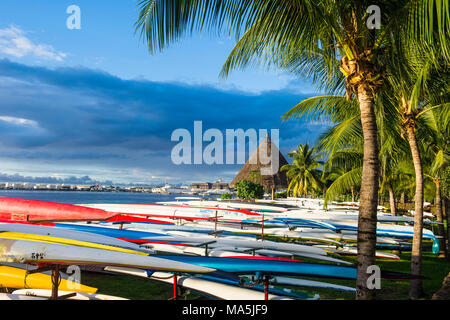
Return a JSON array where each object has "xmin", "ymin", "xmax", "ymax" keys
[{"xmin": 0, "ymin": 59, "xmax": 332, "ymax": 182}]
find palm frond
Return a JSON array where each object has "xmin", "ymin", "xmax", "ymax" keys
[
  {"xmin": 282, "ymin": 95, "xmax": 358, "ymax": 123},
  {"xmin": 325, "ymin": 167, "xmax": 362, "ymax": 201}
]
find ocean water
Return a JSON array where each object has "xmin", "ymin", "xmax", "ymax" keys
[{"xmin": 0, "ymin": 190, "xmax": 195, "ymax": 205}]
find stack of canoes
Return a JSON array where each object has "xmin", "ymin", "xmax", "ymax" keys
[{"xmin": 0, "ymin": 196, "xmax": 436, "ymax": 300}]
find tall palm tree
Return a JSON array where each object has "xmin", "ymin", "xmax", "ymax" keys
[
  {"xmin": 422, "ymin": 107, "xmax": 450, "ymax": 258},
  {"xmin": 136, "ymin": 0, "xmax": 449, "ymax": 300},
  {"xmin": 380, "ymin": 159, "xmax": 398, "ymax": 216},
  {"xmin": 443, "ymin": 166, "xmax": 450, "ymax": 259},
  {"xmin": 322, "ymin": 165, "xmax": 358, "ymax": 204},
  {"xmin": 383, "ymin": 46, "xmax": 449, "ymax": 298},
  {"xmin": 379, "ymin": 136, "xmax": 415, "ymax": 217},
  {"xmin": 322, "ymin": 147, "xmax": 363, "ymax": 205},
  {"xmin": 280, "ymin": 143, "xmax": 323, "ymax": 197},
  {"xmin": 295, "ymin": 94, "xmax": 408, "ymax": 207}
]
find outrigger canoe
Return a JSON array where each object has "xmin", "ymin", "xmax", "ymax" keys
[
  {"xmin": 0, "ymin": 197, "xmax": 114, "ymax": 222},
  {"xmin": 0, "ymin": 234, "xmax": 216, "ymax": 274},
  {"xmin": 125, "ymin": 255, "xmax": 424, "ymax": 280},
  {"xmin": 11, "ymin": 289, "xmax": 128, "ymax": 300},
  {"xmin": 47, "ymin": 223, "xmax": 350, "ymax": 264},
  {"xmin": 0, "ymin": 265, "xmax": 97, "ymax": 293},
  {"xmin": 104, "ymin": 266, "xmax": 296, "ymax": 300}
]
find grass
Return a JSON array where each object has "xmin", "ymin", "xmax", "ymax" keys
[
  {"xmin": 78, "ymin": 251, "xmax": 449, "ymax": 300},
  {"xmin": 291, "ymin": 252, "xmax": 449, "ymax": 300},
  {"xmin": 80, "ymin": 272, "xmax": 204, "ymax": 300}
]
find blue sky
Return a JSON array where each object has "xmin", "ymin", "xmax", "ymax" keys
[{"xmin": 0, "ymin": 0, "xmax": 330, "ymax": 185}]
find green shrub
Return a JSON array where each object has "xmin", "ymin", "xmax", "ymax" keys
[
  {"xmin": 274, "ymin": 191, "xmax": 288, "ymax": 199},
  {"xmin": 236, "ymin": 179, "xmax": 264, "ymax": 199},
  {"xmin": 220, "ymin": 192, "xmax": 232, "ymax": 199}
]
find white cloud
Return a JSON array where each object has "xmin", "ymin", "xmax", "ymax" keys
[
  {"xmin": 0, "ymin": 115, "xmax": 39, "ymax": 127},
  {"xmin": 0, "ymin": 25, "xmax": 66, "ymax": 62}
]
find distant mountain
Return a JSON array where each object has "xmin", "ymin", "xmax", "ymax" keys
[{"xmin": 0, "ymin": 173, "xmax": 113, "ymax": 186}]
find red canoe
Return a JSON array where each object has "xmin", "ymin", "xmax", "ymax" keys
[{"xmin": 0, "ymin": 197, "xmax": 115, "ymax": 222}]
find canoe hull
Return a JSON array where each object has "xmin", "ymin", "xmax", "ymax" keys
[
  {"xmin": 0, "ymin": 265, "xmax": 97, "ymax": 293},
  {"xmin": 0, "ymin": 197, "xmax": 113, "ymax": 222}
]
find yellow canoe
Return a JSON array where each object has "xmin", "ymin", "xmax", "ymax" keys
[
  {"xmin": 0, "ymin": 232, "xmax": 147, "ymax": 256},
  {"xmin": 0, "ymin": 266, "xmax": 97, "ymax": 293}
]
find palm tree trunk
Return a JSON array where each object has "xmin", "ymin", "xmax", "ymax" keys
[
  {"xmin": 400, "ymin": 192, "xmax": 406, "ymax": 211},
  {"xmin": 444, "ymin": 197, "xmax": 450, "ymax": 260},
  {"xmin": 406, "ymin": 126, "xmax": 425, "ymax": 299},
  {"xmin": 389, "ymin": 186, "xmax": 397, "ymax": 216},
  {"xmin": 434, "ymin": 181, "xmax": 446, "ymax": 258},
  {"xmin": 351, "ymin": 187, "xmax": 355, "ymax": 203},
  {"xmin": 356, "ymin": 87, "xmax": 379, "ymax": 300}
]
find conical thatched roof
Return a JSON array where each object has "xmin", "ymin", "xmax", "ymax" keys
[{"xmin": 230, "ymin": 135, "xmax": 288, "ymax": 190}]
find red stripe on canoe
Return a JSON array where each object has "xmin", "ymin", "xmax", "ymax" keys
[
  {"xmin": 223, "ymin": 256, "xmax": 304, "ymax": 263},
  {"xmin": 105, "ymin": 215, "xmax": 174, "ymax": 225},
  {"xmin": 116, "ymin": 238, "xmax": 193, "ymax": 247},
  {"xmin": 115, "ymin": 212, "xmax": 245, "ymax": 222}
]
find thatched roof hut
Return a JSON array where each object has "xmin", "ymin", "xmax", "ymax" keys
[{"xmin": 230, "ymin": 135, "xmax": 289, "ymax": 191}]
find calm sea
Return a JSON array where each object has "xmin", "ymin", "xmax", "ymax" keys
[{"xmin": 0, "ymin": 190, "xmax": 197, "ymax": 205}]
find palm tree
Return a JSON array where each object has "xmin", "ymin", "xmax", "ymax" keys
[
  {"xmin": 381, "ymin": 172, "xmax": 399, "ymax": 216},
  {"xmin": 443, "ymin": 166, "xmax": 450, "ymax": 259},
  {"xmin": 136, "ymin": 0, "xmax": 449, "ymax": 300},
  {"xmin": 322, "ymin": 147, "xmax": 363, "ymax": 205},
  {"xmin": 383, "ymin": 47, "xmax": 449, "ymax": 298},
  {"xmin": 422, "ymin": 107, "xmax": 450, "ymax": 258},
  {"xmin": 379, "ymin": 136, "xmax": 415, "ymax": 216},
  {"xmin": 315, "ymin": 60, "xmax": 447, "ymax": 299},
  {"xmin": 296, "ymin": 94, "xmax": 409, "ymax": 209},
  {"xmin": 280, "ymin": 143, "xmax": 323, "ymax": 197}
]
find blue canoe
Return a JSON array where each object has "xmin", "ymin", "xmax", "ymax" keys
[{"xmin": 151, "ymin": 255, "xmax": 425, "ymax": 280}]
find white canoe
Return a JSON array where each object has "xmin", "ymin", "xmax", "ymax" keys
[
  {"xmin": 267, "ymin": 276, "xmax": 355, "ymax": 292},
  {"xmin": 0, "ymin": 222, "xmax": 148, "ymax": 253},
  {"xmin": 142, "ymin": 243, "xmax": 351, "ymax": 265},
  {"xmin": 0, "ymin": 237, "xmax": 215, "ymax": 274},
  {"xmin": 0, "ymin": 293, "xmax": 47, "ymax": 300},
  {"xmin": 80, "ymin": 203, "xmax": 257, "ymax": 222},
  {"xmin": 315, "ymin": 245, "xmax": 400, "ymax": 260},
  {"xmin": 104, "ymin": 266, "xmax": 294, "ymax": 300},
  {"xmin": 11, "ymin": 289, "xmax": 128, "ymax": 300},
  {"xmin": 144, "ymin": 243, "xmax": 256, "ymax": 257},
  {"xmin": 157, "ymin": 200, "xmax": 289, "ymax": 213},
  {"xmin": 140, "ymin": 229, "xmax": 328, "ymax": 256}
]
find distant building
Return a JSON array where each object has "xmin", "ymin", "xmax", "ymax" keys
[
  {"xmin": 190, "ymin": 182, "xmax": 212, "ymax": 190},
  {"xmin": 22, "ymin": 183, "xmax": 32, "ymax": 190},
  {"xmin": 76, "ymin": 185, "xmax": 91, "ymax": 191},
  {"xmin": 212, "ymin": 182, "xmax": 229, "ymax": 190},
  {"xmin": 4, "ymin": 182, "xmax": 33, "ymax": 190},
  {"xmin": 190, "ymin": 180, "xmax": 230, "ymax": 194}
]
